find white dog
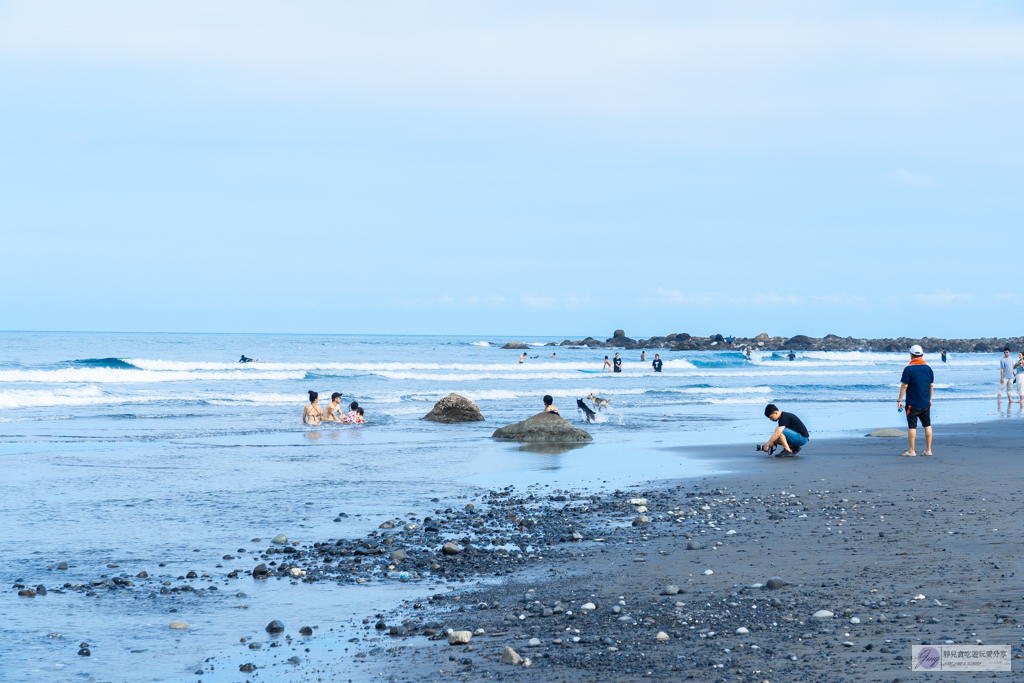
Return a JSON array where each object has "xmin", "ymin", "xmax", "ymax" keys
[{"xmin": 587, "ymin": 393, "xmax": 610, "ymax": 410}]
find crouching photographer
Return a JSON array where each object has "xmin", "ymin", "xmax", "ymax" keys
[{"xmin": 759, "ymin": 403, "xmax": 809, "ymax": 457}]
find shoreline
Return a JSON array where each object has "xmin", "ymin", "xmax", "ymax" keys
[{"xmin": 186, "ymin": 416, "xmax": 1024, "ymax": 681}]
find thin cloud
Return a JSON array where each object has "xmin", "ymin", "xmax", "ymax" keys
[
  {"xmin": 888, "ymin": 169, "xmax": 933, "ymax": 188},
  {"xmin": 913, "ymin": 289, "xmax": 972, "ymax": 306}
]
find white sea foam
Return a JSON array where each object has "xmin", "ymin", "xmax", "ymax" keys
[
  {"xmin": 469, "ymin": 342, "xmax": 492, "ymax": 347},
  {"xmin": 0, "ymin": 368, "xmax": 305, "ymax": 383}
]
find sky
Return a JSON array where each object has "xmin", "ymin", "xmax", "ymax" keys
[{"xmin": 1, "ymin": 1, "xmax": 1022, "ymax": 338}]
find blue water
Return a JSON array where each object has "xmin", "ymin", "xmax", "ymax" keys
[{"xmin": 1, "ymin": 332, "xmax": 1019, "ymax": 682}]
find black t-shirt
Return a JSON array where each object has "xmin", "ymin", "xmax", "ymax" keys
[
  {"xmin": 777, "ymin": 411, "xmax": 809, "ymax": 438},
  {"xmin": 653, "ymin": 359, "xmax": 663, "ymax": 372},
  {"xmin": 613, "ymin": 357, "xmax": 622, "ymax": 372}
]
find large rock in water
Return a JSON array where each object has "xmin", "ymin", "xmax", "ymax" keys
[
  {"xmin": 492, "ymin": 412, "xmax": 592, "ymax": 443},
  {"xmin": 501, "ymin": 341, "xmax": 530, "ymax": 349},
  {"xmin": 422, "ymin": 393, "xmax": 484, "ymax": 423}
]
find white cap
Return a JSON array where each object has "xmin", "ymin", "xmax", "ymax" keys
[{"xmin": 909, "ymin": 344, "xmax": 924, "ymax": 356}]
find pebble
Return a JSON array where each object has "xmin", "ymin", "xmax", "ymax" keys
[
  {"xmin": 703, "ymin": 569, "xmax": 713, "ymax": 575},
  {"xmin": 299, "ymin": 626, "xmax": 313, "ymax": 636},
  {"xmin": 766, "ymin": 576, "xmax": 784, "ymax": 590},
  {"xmin": 686, "ymin": 541, "xmax": 701, "ymax": 550},
  {"xmin": 581, "ymin": 602, "xmax": 596, "ymax": 611},
  {"xmin": 662, "ymin": 585, "xmax": 680, "ymax": 595},
  {"xmin": 442, "ymin": 542, "xmax": 462, "ymax": 556},
  {"xmin": 287, "ymin": 656, "xmax": 301, "ymax": 664},
  {"xmin": 239, "ymin": 663, "xmax": 256, "ymax": 672},
  {"xmin": 632, "ymin": 515, "xmax": 649, "ymax": 527},
  {"xmin": 656, "ymin": 631, "xmax": 670, "ymax": 642},
  {"xmin": 850, "ymin": 617, "xmax": 860, "ymax": 624},
  {"xmin": 57, "ymin": 562, "xmax": 68, "ymax": 570},
  {"xmin": 271, "ymin": 534, "xmax": 288, "ymax": 545},
  {"xmin": 636, "ymin": 506, "xmax": 648, "ymax": 513},
  {"xmin": 169, "ymin": 621, "xmax": 190, "ymax": 629},
  {"xmin": 447, "ymin": 630, "xmax": 472, "ymax": 645},
  {"xmin": 527, "ymin": 638, "xmax": 541, "ymax": 647},
  {"xmin": 501, "ymin": 646, "xmax": 522, "ymax": 664},
  {"xmin": 78, "ymin": 648, "xmax": 90, "ymax": 656},
  {"xmin": 265, "ymin": 619, "xmax": 285, "ymax": 634},
  {"xmin": 812, "ymin": 610, "xmax": 834, "ymax": 619},
  {"xmin": 735, "ymin": 627, "xmax": 749, "ymax": 635}
]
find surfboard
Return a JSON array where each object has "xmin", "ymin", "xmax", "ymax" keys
[{"xmin": 577, "ymin": 370, "xmax": 603, "ymax": 373}]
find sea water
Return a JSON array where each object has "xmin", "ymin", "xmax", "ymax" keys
[{"xmin": 0, "ymin": 332, "xmax": 1017, "ymax": 681}]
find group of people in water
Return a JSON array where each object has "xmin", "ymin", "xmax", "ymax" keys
[{"xmin": 302, "ymin": 391, "xmax": 364, "ymax": 425}]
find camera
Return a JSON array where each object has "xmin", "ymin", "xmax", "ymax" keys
[{"xmin": 756, "ymin": 443, "xmax": 778, "ymax": 456}]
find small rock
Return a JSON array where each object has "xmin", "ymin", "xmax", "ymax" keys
[
  {"xmin": 686, "ymin": 541, "xmax": 701, "ymax": 550},
  {"xmin": 287, "ymin": 656, "xmax": 300, "ymax": 664},
  {"xmin": 266, "ymin": 619, "xmax": 285, "ymax": 634},
  {"xmin": 239, "ymin": 663, "xmax": 256, "ymax": 672},
  {"xmin": 289, "ymin": 567, "xmax": 306, "ymax": 576},
  {"xmin": 913, "ymin": 594, "xmax": 926, "ymax": 600},
  {"xmin": 842, "ymin": 641, "xmax": 854, "ymax": 647},
  {"xmin": 169, "ymin": 621, "xmax": 190, "ymax": 629},
  {"xmin": 77, "ymin": 648, "xmax": 90, "ymax": 656},
  {"xmin": 655, "ymin": 632, "xmax": 670, "ymax": 642},
  {"xmin": 541, "ymin": 608, "xmax": 553, "ymax": 617},
  {"xmin": 812, "ymin": 610, "xmax": 834, "ymax": 619},
  {"xmin": 57, "ymin": 562, "xmax": 68, "ymax": 570},
  {"xmin": 527, "ymin": 638, "xmax": 541, "ymax": 647},
  {"xmin": 662, "ymin": 585, "xmax": 680, "ymax": 595},
  {"xmin": 571, "ymin": 532, "xmax": 584, "ymax": 541},
  {"xmin": 136, "ymin": 571, "xmax": 148, "ymax": 578},
  {"xmin": 703, "ymin": 569, "xmax": 713, "ymax": 575},
  {"xmin": 248, "ymin": 642, "xmax": 261, "ymax": 649},
  {"xmin": 581, "ymin": 602, "xmax": 596, "ymax": 611},
  {"xmin": 252, "ymin": 564, "xmax": 268, "ymax": 577},
  {"xmin": 448, "ymin": 631, "xmax": 472, "ymax": 645},
  {"xmin": 271, "ymin": 534, "xmax": 288, "ymax": 545},
  {"xmin": 522, "ymin": 657, "xmax": 532, "ymax": 666},
  {"xmin": 766, "ymin": 577, "xmax": 784, "ymax": 590},
  {"xmin": 379, "ymin": 521, "xmax": 395, "ymax": 529},
  {"xmin": 391, "ymin": 550, "xmax": 407, "ymax": 562},
  {"xmin": 735, "ymin": 627, "xmax": 749, "ymax": 635},
  {"xmin": 442, "ymin": 542, "xmax": 462, "ymax": 556},
  {"xmin": 636, "ymin": 506, "xmax": 648, "ymax": 513},
  {"xmin": 500, "ymin": 646, "xmax": 522, "ymax": 664},
  {"xmin": 850, "ymin": 617, "xmax": 860, "ymax": 624},
  {"xmin": 299, "ymin": 626, "xmax": 313, "ymax": 636},
  {"xmin": 18, "ymin": 588, "xmax": 36, "ymax": 597},
  {"xmin": 632, "ymin": 515, "xmax": 649, "ymax": 527}
]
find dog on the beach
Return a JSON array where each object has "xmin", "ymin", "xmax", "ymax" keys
[
  {"xmin": 587, "ymin": 393, "xmax": 610, "ymax": 410},
  {"xmin": 576, "ymin": 398, "xmax": 597, "ymax": 423}
]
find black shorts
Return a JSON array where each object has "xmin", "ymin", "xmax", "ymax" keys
[{"xmin": 906, "ymin": 406, "xmax": 931, "ymax": 429}]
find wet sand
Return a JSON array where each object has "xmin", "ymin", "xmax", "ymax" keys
[{"xmin": 333, "ymin": 418, "xmax": 1024, "ymax": 682}]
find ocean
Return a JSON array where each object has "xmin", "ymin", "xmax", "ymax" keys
[{"xmin": 1, "ymin": 331, "xmax": 1018, "ymax": 681}]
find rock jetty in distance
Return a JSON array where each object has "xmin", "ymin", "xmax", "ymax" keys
[
  {"xmin": 422, "ymin": 393, "xmax": 485, "ymax": 423},
  {"xmin": 550, "ymin": 330, "xmax": 1022, "ymax": 353},
  {"xmin": 492, "ymin": 412, "xmax": 592, "ymax": 443}
]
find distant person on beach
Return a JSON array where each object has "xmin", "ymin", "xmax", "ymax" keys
[
  {"xmin": 787, "ymin": 350, "xmax": 796, "ymax": 361},
  {"xmin": 238, "ymin": 355, "xmax": 259, "ymax": 363},
  {"xmin": 1015, "ymin": 352, "xmax": 1024, "ymax": 405},
  {"xmin": 640, "ymin": 351, "xmax": 646, "ymax": 362},
  {"xmin": 550, "ymin": 352, "xmax": 557, "ymax": 359},
  {"xmin": 323, "ymin": 392, "xmax": 344, "ymax": 422},
  {"xmin": 727, "ymin": 335, "xmax": 733, "ymax": 344},
  {"xmin": 652, "ymin": 354, "xmax": 663, "ymax": 372},
  {"xmin": 613, "ymin": 353, "xmax": 622, "ymax": 373},
  {"xmin": 518, "ymin": 353, "xmax": 526, "ymax": 364},
  {"xmin": 999, "ymin": 348, "xmax": 1015, "ymax": 404},
  {"xmin": 302, "ymin": 391, "xmax": 323, "ymax": 425},
  {"xmin": 543, "ymin": 395, "xmax": 559, "ymax": 414},
  {"xmin": 898, "ymin": 344, "xmax": 934, "ymax": 456},
  {"xmin": 940, "ymin": 348, "xmax": 947, "ymax": 363},
  {"xmin": 346, "ymin": 401, "xmax": 360, "ymax": 423},
  {"xmin": 762, "ymin": 403, "xmax": 809, "ymax": 456},
  {"xmin": 745, "ymin": 347, "xmax": 752, "ymax": 359},
  {"xmin": 603, "ymin": 356, "xmax": 612, "ymax": 372}
]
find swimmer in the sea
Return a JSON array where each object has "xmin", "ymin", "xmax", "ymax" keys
[
  {"xmin": 346, "ymin": 401, "xmax": 360, "ymax": 423},
  {"xmin": 323, "ymin": 392, "xmax": 344, "ymax": 422},
  {"xmin": 602, "ymin": 356, "xmax": 612, "ymax": 372},
  {"xmin": 550, "ymin": 352, "xmax": 557, "ymax": 359},
  {"xmin": 519, "ymin": 353, "xmax": 527, "ymax": 364},
  {"xmin": 543, "ymin": 394, "xmax": 559, "ymax": 414},
  {"xmin": 302, "ymin": 391, "xmax": 323, "ymax": 425},
  {"xmin": 238, "ymin": 355, "xmax": 260, "ymax": 363}
]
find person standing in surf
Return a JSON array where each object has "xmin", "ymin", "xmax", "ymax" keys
[
  {"xmin": 602, "ymin": 356, "xmax": 612, "ymax": 372},
  {"xmin": 303, "ymin": 391, "xmax": 323, "ymax": 425},
  {"xmin": 613, "ymin": 353, "xmax": 622, "ymax": 373},
  {"xmin": 652, "ymin": 354, "xmax": 663, "ymax": 372}
]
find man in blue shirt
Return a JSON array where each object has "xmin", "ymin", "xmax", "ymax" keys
[{"xmin": 897, "ymin": 344, "xmax": 934, "ymax": 456}]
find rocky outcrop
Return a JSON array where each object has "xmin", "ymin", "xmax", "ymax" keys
[
  {"xmin": 501, "ymin": 342, "xmax": 530, "ymax": 349},
  {"xmin": 551, "ymin": 330, "xmax": 1024, "ymax": 353},
  {"xmin": 492, "ymin": 412, "xmax": 592, "ymax": 443},
  {"xmin": 423, "ymin": 393, "xmax": 485, "ymax": 423}
]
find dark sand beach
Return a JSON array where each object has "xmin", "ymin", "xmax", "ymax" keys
[{"xmin": 321, "ymin": 418, "xmax": 1024, "ymax": 682}]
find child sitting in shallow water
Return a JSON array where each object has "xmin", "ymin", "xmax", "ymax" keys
[
  {"xmin": 350, "ymin": 407, "xmax": 365, "ymax": 423},
  {"xmin": 345, "ymin": 401, "xmax": 362, "ymax": 423}
]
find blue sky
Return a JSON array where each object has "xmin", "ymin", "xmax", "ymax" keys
[{"xmin": 1, "ymin": 1, "xmax": 1022, "ymax": 338}]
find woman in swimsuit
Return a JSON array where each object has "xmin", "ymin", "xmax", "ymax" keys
[
  {"xmin": 323, "ymin": 392, "xmax": 344, "ymax": 422},
  {"xmin": 303, "ymin": 391, "xmax": 323, "ymax": 425}
]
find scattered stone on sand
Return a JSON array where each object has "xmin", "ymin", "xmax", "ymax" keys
[
  {"xmin": 239, "ymin": 663, "xmax": 256, "ymax": 672},
  {"xmin": 422, "ymin": 393, "xmax": 485, "ymax": 423},
  {"xmin": 500, "ymin": 646, "xmax": 522, "ymax": 664},
  {"xmin": 442, "ymin": 542, "xmax": 462, "ymax": 556},
  {"xmin": 491, "ymin": 412, "xmax": 593, "ymax": 443},
  {"xmin": 299, "ymin": 626, "xmax": 313, "ymax": 636},
  {"xmin": 812, "ymin": 610, "xmax": 834, "ymax": 619},
  {"xmin": 581, "ymin": 602, "xmax": 596, "ymax": 611},
  {"xmin": 736, "ymin": 627, "xmax": 749, "ymax": 635},
  {"xmin": 850, "ymin": 617, "xmax": 860, "ymax": 624},
  {"xmin": 766, "ymin": 576, "xmax": 784, "ymax": 590},
  {"xmin": 169, "ymin": 621, "xmax": 190, "ymax": 629},
  {"xmin": 500, "ymin": 342, "xmax": 530, "ymax": 349},
  {"xmin": 867, "ymin": 428, "xmax": 907, "ymax": 437},
  {"xmin": 57, "ymin": 562, "xmax": 68, "ymax": 570},
  {"xmin": 686, "ymin": 541, "xmax": 701, "ymax": 550},
  {"xmin": 656, "ymin": 631, "xmax": 670, "ymax": 642},
  {"xmin": 252, "ymin": 564, "xmax": 268, "ymax": 577},
  {"xmin": 661, "ymin": 585, "xmax": 680, "ymax": 595},
  {"xmin": 265, "ymin": 619, "xmax": 285, "ymax": 634},
  {"xmin": 391, "ymin": 550, "xmax": 407, "ymax": 562},
  {"xmin": 136, "ymin": 571, "xmax": 147, "ymax": 578},
  {"xmin": 379, "ymin": 521, "xmax": 395, "ymax": 529},
  {"xmin": 77, "ymin": 648, "xmax": 90, "ymax": 656},
  {"xmin": 632, "ymin": 515, "xmax": 649, "ymax": 527},
  {"xmin": 447, "ymin": 631, "xmax": 472, "ymax": 645},
  {"xmin": 271, "ymin": 534, "xmax": 288, "ymax": 545},
  {"xmin": 18, "ymin": 588, "xmax": 35, "ymax": 597},
  {"xmin": 527, "ymin": 637, "xmax": 541, "ymax": 647},
  {"xmin": 703, "ymin": 569, "xmax": 714, "ymax": 575}
]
